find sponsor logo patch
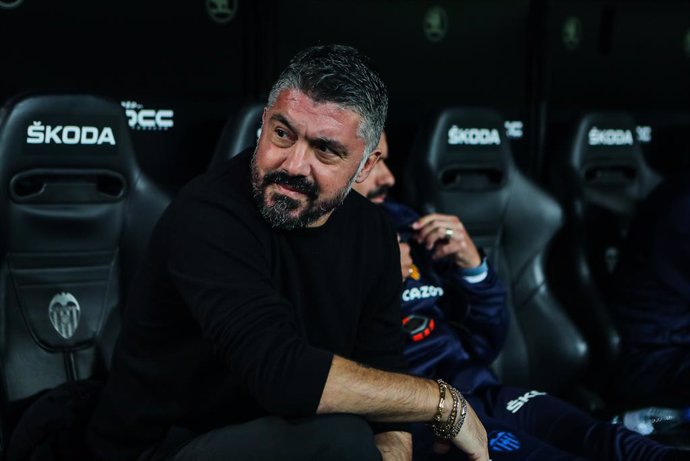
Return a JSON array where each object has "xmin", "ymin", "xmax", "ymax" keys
[
  {"xmin": 635, "ymin": 125, "xmax": 652, "ymax": 144},
  {"xmin": 489, "ymin": 431, "xmax": 521, "ymax": 452},
  {"xmin": 506, "ymin": 390, "xmax": 547, "ymax": 414},
  {"xmin": 402, "ymin": 284, "xmax": 444, "ymax": 302},
  {"xmin": 448, "ymin": 126, "xmax": 501, "ymax": 146},
  {"xmin": 588, "ymin": 126, "xmax": 634, "ymax": 146},
  {"xmin": 121, "ymin": 101, "xmax": 174, "ymax": 131},
  {"xmin": 26, "ymin": 121, "xmax": 116, "ymax": 145},
  {"xmin": 504, "ymin": 120, "xmax": 524, "ymax": 139}
]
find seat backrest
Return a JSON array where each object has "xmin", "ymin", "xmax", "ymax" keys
[
  {"xmin": 0, "ymin": 94, "xmax": 170, "ymax": 442},
  {"xmin": 546, "ymin": 112, "xmax": 661, "ymax": 394},
  {"xmin": 404, "ymin": 107, "xmax": 589, "ymax": 394},
  {"xmin": 552, "ymin": 112, "xmax": 661, "ymax": 288},
  {"xmin": 207, "ymin": 102, "xmax": 264, "ymax": 170}
]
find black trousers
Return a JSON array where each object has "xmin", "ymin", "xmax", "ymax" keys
[{"xmin": 167, "ymin": 414, "xmax": 382, "ymax": 461}]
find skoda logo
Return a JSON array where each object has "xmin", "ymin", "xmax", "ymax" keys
[
  {"xmin": 48, "ymin": 292, "xmax": 81, "ymax": 340},
  {"xmin": 206, "ymin": 0, "xmax": 237, "ymax": 24},
  {"xmin": 424, "ymin": 6, "xmax": 448, "ymax": 43},
  {"xmin": 562, "ymin": 16, "xmax": 582, "ymax": 50}
]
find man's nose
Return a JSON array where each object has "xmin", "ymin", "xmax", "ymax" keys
[
  {"xmin": 379, "ymin": 163, "xmax": 396, "ymax": 187},
  {"xmin": 281, "ymin": 143, "xmax": 311, "ymax": 177}
]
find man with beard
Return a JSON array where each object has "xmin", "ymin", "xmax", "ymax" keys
[
  {"xmin": 87, "ymin": 45, "xmax": 489, "ymax": 461},
  {"xmin": 353, "ymin": 131, "xmax": 690, "ymax": 461}
]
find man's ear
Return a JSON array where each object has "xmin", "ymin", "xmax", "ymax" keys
[{"xmin": 355, "ymin": 151, "xmax": 381, "ymax": 183}]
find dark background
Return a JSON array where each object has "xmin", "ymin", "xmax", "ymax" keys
[{"xmin": 1, "ymin": 0, "xmax": 689, "ymax": 195}]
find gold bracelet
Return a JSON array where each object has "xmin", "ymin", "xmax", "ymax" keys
[
  {"xmin": 431, "ymin": 380, "xmax": 460, "ymax": 439},
  {"xmin": 449, "ymin": 389, "xmax": 468, "ymax": 439},
  {"xmin": 431, "ymin": 379, "xmax": 447, "ymax": 428},
  {"xmin": 443, "ymin": 384, "xmax": 460, "ymax": 438}
]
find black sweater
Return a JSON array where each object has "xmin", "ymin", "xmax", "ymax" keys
[{"xmin": 88, "ymin": 150, "xmax": 406, "ymax": 460}]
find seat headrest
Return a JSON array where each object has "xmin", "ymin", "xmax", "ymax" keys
[
  {"xmin": 564, "ymin": 111, "xmax": 661, "ymax": 212},
  {"xmin": 404, "ymin": 107, "xmax": 521, "ymax": 249},
  {"xmin": 569, "ymin": 112, "xmax": 646, "ymax": 179},
  {"xmin": 208, "ymin": 102, "xmax": 264, "ymax": 170},
  {"xmin": 405, "ymin": 107, "xmax": 515, "ymax": 212},
  {"xmin": 408, "ymin": 107, "xmax": 514, "ymax": 197},
  {"xmin": 0, "ymin": 94, "xmax": 139, "ymax": 180}
]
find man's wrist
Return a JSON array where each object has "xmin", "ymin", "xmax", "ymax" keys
[
  {"xmin": 429, "ymin": 379, "xmax": 468, "ymax": 439},
  {"xmin": 460, "ymin": 257, "xmax": 488, "ymax": 284}
]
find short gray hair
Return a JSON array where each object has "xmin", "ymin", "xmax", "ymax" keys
[{"xmin": 267, "ymin": 44, "xmax": 388, "ymax": 161}]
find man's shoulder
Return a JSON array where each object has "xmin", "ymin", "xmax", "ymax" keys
[
  {"xmin": 346, "ymin": 191, "xmax": 396, "ymax": 227},
  {"xmin": 330, "ymin": 193, "xmax": 398, "ymax": 253},
  {"xmin": 159, "ymin": 150, "xmax": 264, "ymax": 241},
  {"xmin": 175, "ymin": 150, "xmax": 253, "ymax": 211}
]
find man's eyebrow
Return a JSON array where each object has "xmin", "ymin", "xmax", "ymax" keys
[
  {"xmin": 269, "ymin": 113, "xmax": 296, "ymax": 133},
  {"xmin": 270, "ymin": 113, "xmax": 349, "ymax": 157},
  {"xmin": 307, "ymin": 136, "xmax": 349, "ymax": 157}
]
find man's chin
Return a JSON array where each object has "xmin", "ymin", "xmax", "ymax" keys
[
  {"xmin": 260, "ymin": 208, "xmax": 306, "ymax": 230},
  {"xmin": 258, "ymin": 186, "xmax": 347, "ymax": 230},
  {"xmin": 369, "ymin": 195, "xmax": 386, "ymax": 204},
  {"xmin": 260, "ymin": 198, "xmax": 313, "ymax": 229}
]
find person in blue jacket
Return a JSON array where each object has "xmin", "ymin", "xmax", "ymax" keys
[
  {"xmin": 611, "ymin": 168, "xmax": 690, "ymax": 407},
  {"xmin": 352, "ymin": 131, "xmax": 690, "ymax": 461}
]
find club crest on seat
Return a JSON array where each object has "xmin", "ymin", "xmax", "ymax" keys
[{"xmin": 48, "ymin": 292, "xmax": 81, "ymax": 339}]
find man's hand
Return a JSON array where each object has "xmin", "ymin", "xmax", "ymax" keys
[
  {"xmin": 411, "ymin": 213, "xmax": 481, "ymax": 269},
  {"xmin": 451, "ymin": 401, "xmax": 489, "ymax": 461},
  {"xmin": 374, "ymin": 431, "xmax": 412, "ymax": 461}
]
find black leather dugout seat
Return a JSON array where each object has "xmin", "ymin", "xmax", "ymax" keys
[
  {"xmin": 403, "ymin": 107, "xmax": 589, "ymax": 396},
  {"xmin": 0, "ymin": 94, "xmax": 170, "ymax": 456},
  {"xmin": 546, "ymin": 112, "xmax": 661, "ymax": 407},
  {"xmin": 207, "ymin": 101, "xmax": 264, "ymax": 169}
]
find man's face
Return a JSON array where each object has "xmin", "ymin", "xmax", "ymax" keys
[
  {"xmin": 352, "ymin": 132, "xmax": 395, "ymax": 204},
  {"xmin": 251, "ymin": 88, "xmax": 379, "ymax": 229}
]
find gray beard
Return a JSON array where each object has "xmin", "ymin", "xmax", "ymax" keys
[{"xmin": 250, "ymin": 153, "xmax": 354, "ymax": 230}]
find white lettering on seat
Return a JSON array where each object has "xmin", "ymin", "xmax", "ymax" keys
[
  {"xmin": 448, "ymin": 126, "xmax": 501, "ymax": 146},
  {"xmin": 26, "ymin": 121, "xmax": 116, "ymax": 145},
  {"xmin": 588, "ymin": 126, "xmax": 634, "ymax": 146}
]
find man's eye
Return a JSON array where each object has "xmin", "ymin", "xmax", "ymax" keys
[
  {"xmin": 275, "ymin": 128, "xmax": 288, "ymax": 138},
  {"xmin": 316, "ymin": 142, "xmax": 331, "ymax": 153}
]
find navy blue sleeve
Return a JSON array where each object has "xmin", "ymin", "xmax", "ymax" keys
[{"xmin": 442, "ymin": 264, "xmax": 509, "ymax": 364}]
